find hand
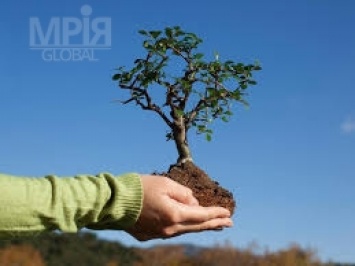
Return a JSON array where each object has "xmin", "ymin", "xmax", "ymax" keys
[{"xmin": 125, "ymin": 175, "xmax": 233, "ymax": 241}]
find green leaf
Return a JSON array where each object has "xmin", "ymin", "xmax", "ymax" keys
[
  {"xmin": 143, "ymin": 40, "xmax": 150, "ymax": 48},
  {"xmin": 112, "ymin": 73, "xmax": 121, "ymax": 80},
  {"xmin": 207, "ymin": 87, "xmax": 215, "ymax": 94},
  {"xmin": 211, "ymin": 100, "xmax": 218, "ymax": 108},
  {"xmin": 221, "ymin": 116, "xmax": 228, "ymax": 122},
  {"xmin": 206, "ymin": 134, "xmax": 212, "ymax": 141},
  {"xmin": 149, "ymin": 31, "xmax": 162, "ymax": 39},
  {"xmin": 225, "ymin": 110, "xmax": 233, "ymax": 116},
  {"xmin": 165, "ymin": 27, "xmax": 173, "ymax": 38},
  {"xmin": 173, "ymin": 26, "xmax": 182, "ymax": 36},
  {"xmin": 194, "ymin": 53, "xmax": 204, "ymax": 60},
  {"xmin": 197, "ymin": 125, "xmax": 206, "ymax": 132},
  {"xmin": 206, "ymin": 129, "xmax": 213, "ymax": 134},
  {"xmin": 138, "ymin": 30, "xmax": 147, "ymax": 35},
  {"xmin": 165, "ymin": 132, "xmax": 173, "ymax": 141},
  {"xmin": 240, "ymin": 83, "xmax": 248, "ymax": 90},
  {"xmin": 176, "ymin": 109, "xmax": 184, "ymax": 116}
]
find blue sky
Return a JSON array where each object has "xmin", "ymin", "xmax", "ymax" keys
[{"xmin": 1, "ymin": 0, "xmax": 355, "ymax": 263}]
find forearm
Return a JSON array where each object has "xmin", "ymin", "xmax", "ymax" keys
[{"xmin": 0, "ymin": 173, "xmax": 143, "ymax": 239}]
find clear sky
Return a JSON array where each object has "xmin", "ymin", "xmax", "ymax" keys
[{"xmin": 1, "ymin": 0, "xmax": 354, "ymax": 263}]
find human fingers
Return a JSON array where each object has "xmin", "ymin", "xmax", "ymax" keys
[
  {"xmin": 127, "ymin": 217, "xmax": 233, "ymax": 241},
  {"xmin": 161, "ymin": 217, "xmax": 233, "ymax": 239},
  {"xmin": 175, "ymin": 205, "xmax": 231, "ymax": 223},
  {"xmin": 166, "ymin": 178, "xmax": 199, "ymax": 206}
]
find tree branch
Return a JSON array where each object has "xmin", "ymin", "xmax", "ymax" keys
[
  {"xmin": 166, "ymin": 44, "xmax": 189, "ymax": 63},
  {"xmin": 119, "ymin": 83, "xmax": 173, "ymax": 128},
  {"xmin": 185, "ymin": 98, "xmax": 206, "ymax": 127}
]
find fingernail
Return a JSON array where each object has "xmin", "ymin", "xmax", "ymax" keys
[
  {"xmin": 189, "ymin": 197, "xmax": 199, "ymax": 206},
  {"xmin": 224, "ymin": 209, "xmax": 231, "ymax": 217},
  {"xmin": 192, "ymin": 198, "xmax": 199, "ymax": 205}
]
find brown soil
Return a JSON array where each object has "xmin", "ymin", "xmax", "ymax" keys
[{"xmin": 164, "ymin": 161, "xmax": 236, "ymax": 215}]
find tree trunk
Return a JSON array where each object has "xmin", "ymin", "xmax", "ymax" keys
[{"xmin": 172, "ymin": 121, "xmax": 192, "ymax": 165}]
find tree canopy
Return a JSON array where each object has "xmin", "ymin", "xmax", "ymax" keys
[{"xmin": 113, "ymin": 26, "xmax": 261, "ymax": 163}]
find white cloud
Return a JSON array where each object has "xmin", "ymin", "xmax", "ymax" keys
[{"xmin": 341, "ymin": 116, "xmax": 355, "ymax": 134}]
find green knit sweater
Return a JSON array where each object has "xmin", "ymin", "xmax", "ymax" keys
[{"xmin": 0, "ymin": 173, "xmax": 143, "ymax": 239}]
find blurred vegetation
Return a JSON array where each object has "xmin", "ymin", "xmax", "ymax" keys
[
  {"xmin": 0, "ymin": 232, "xmax": 138, "ymax": 266},
  {"xmin": 0, "ymin": 232, "xmax": 352, "ymax": 266}
]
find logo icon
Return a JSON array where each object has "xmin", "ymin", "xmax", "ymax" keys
[{"xmin": 29, "ymin": 5, "xmax": 111, "ymax": 62}]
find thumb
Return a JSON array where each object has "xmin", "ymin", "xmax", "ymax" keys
[{"xmin": 167, "ymin": 179, "xmax": 199, "ymax": 206}]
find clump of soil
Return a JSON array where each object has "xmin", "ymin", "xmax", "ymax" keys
[{"xmin": 165, "ymin": 161, "xmax": 236, "ymax": 215}]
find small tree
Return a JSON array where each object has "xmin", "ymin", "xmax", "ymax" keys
[{"xmin": 113, "ymin": 26, "xmax": 261, "ymax": 166}]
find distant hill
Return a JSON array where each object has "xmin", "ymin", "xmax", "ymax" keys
[
  {"xmin": 0, "ymin": 232, "xmax": 138, "ymax": 266},
  {"xmin": 0, "ymin": 232, "xmax": 352, "ymax": 266}
]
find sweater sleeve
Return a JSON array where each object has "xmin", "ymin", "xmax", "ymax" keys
[{"xmin": 0, "ymin": 172, "xmax": 143, "ymax": 239}]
